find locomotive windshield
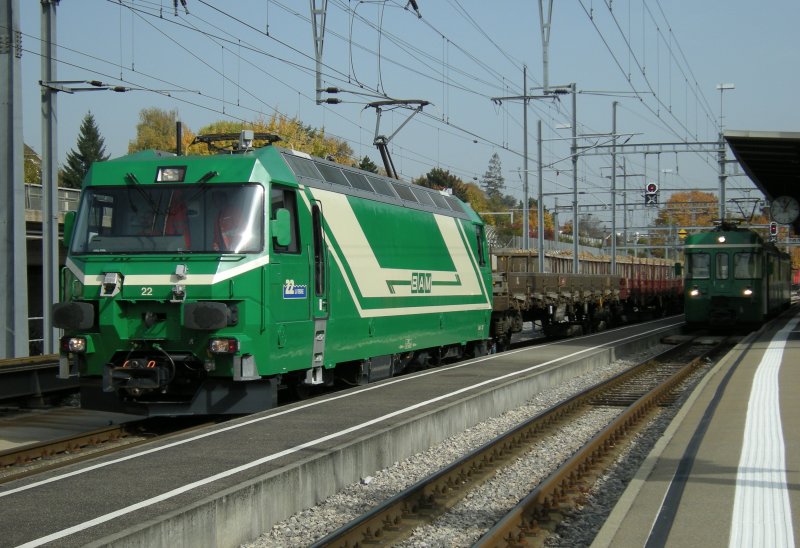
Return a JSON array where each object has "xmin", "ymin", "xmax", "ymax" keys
[{"xmin": 70, "ymin": 183, "xmax": 264, "ymax": 254}]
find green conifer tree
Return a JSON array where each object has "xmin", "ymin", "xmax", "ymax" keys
[
  {"xmin": 358, "ymin": 156, "xmax": 379, "ymax": 173},
  {"xmin": 481, "ymin": 152, "xmax": 505, "ymax": 200},
  {"xmin": 61, "ymin": 112, "xmax": 110, "ymax": 189}
]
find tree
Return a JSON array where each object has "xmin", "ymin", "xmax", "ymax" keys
[
  {"xmin": 480, "ymin": 152, "xmax": 505, "ymax": 201},
  {"xmin": 358, "ymin": 156, "xmax": 379, "ymax": 173},
  {"xmin": 647, "ymin": 190, "xmax": 719, "ymax": 258},
  {"xmin": 23, "ymin": 144, "xmax": 41, "ymax": 184},
  {"xmin": 61, "ymin": 112, "xmax": 110, "ymax": 188},
  {"xmin": 413, "ymin": 167, "xmax": 470, "ymax": 202},
  {"xmin": 194, "ymin": 114, "xmax": 354, "ymax": 162},
  {"xmin": 128, "ymin": 107, "xmax": 197, "ymax": 154},
  {"xmin": 654, "ymin": 190, "xmax": 718, "ymax": 229}
]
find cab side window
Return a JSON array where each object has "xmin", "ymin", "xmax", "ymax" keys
[
  {"xmin": 475, "ymin": 225, "xmax": 486, "ymax": 267},
  {"xmin": 271, "ymin": 187, "xmax": 300, "ymax": 253}
]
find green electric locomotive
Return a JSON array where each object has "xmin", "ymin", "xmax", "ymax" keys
[
  {"xmin": 53, "ymin": 132, "xmax": 493, "ymax": 415},
  {"xmin": 683, "ymin": 223, "xmax": 791, "ymax": 329}
]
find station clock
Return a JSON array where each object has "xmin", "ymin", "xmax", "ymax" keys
[{"xmin": 770, "ymin": 195, "xmax": 800, "ymax": 224}]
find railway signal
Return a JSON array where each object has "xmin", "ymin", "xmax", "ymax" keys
[
  {"xmin": 644, "ymin": 182, "xmax": 659, "ymax": 206},
  {"xmin": 769, "ymin": 221, "xmax": 778, "ymax": 240}
]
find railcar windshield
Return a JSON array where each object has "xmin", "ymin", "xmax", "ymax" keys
[
  {"xmin": 70, "ymin": 184, "xmax": 264, "ymax": 254},
  {"xmin": 686, "ymin": 253, "xmax": 710, "ymax": 279},
  {"xmin": 734, "ymin": 252, "xmax": 760, "ymax": 279}
]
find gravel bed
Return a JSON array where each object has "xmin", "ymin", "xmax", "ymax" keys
[
  {"xmin": 242, "ymin": 343, "xmax": 675, "ymax": 548},
  {"xmin": 543, "ymin": 360, "xmax": 713, "ymax": 547}
]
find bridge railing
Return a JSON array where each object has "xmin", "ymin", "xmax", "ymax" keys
[{"xmin": 24, "ymin": 184, "xmax": 81, "ymax": 214}]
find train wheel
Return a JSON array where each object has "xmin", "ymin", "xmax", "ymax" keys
[{"xmin": 495, "ymin": 334, "xmax": 512, "ymax": 352}]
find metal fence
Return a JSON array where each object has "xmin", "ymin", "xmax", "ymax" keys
[
  {"xmin": 24, "ymin": 184, "xmax": 81, "ymax": 214},
  {"xmin": 25, "ymin": 185, "xmax": 81, "ymax": 355}
]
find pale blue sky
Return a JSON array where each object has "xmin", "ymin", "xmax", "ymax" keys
[{"xmin": 18, "ymin": 0, "xmax": 800, "ymax": 230}]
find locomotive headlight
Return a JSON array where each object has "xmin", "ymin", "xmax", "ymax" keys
[
  {"xmin": 156, "ymin": 166, "xmax": 187, "ymax": 182},
  {"xmin": 209, "ymin": 337, "xmax": 239, "ymax": 354},
  {"xmin": 743, "ymin": 287, "xmax": 753, "ymax": 296},
  {"xmin": 689, "ymin": 286, "xmax": 700, "ymax": 297},
  {"xmin": 61, "ymin": 336, "xmax": 87, "ymax": 353}
]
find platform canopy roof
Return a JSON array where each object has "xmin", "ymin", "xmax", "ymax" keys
[{"xmin": 724, "ymin": 130, "xmax": 800, "ymax": 232}]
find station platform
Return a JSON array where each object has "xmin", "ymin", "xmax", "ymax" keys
[{"xmin": 593, "ymin": 309, "xmax": 800, "ymax": 547}]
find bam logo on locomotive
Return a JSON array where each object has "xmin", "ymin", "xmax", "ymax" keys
[
  {"xmin": 411, "ymin": 272, "xmax": 433, "ymax": 294},
  {"xmin": 283, "ymin": 279, "xmax": 308, "ymax": 299}
]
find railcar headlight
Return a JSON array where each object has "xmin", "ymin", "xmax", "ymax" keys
[
  {"xmin": 689, "ymin": 286, "xmax": 700, "ymax": 297},
  {"xmin": 743, "ymin": 287, "xmax": 753, "ymax": 296},
  {"xmin": 61, "ymin": 336, "xmax": 87, "ymax": 353},
  {"xmin": 209, "ymin": 337, "xmax": 239, "ymax": 354}
]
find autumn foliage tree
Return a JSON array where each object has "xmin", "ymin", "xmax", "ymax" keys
[
  {"xmin": 128, "ymin": 108, "xmax": 197, "ymax": 154},
  {"xmin": 654, "ymin": 190, "xmax": 718, "ymax": 229},
  {"xmin": 644, "ymin": 190, "xmax": 718, "ymax": 257},
  {"xmin": 128, "ymin": 109, "xmax": 355, "ymax": 165}
]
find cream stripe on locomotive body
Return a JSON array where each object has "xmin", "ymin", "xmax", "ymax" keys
[
  {"xmin": 299, "ymin": 188, "xmax": 491, "ymax": 318},
  {"xmin": 65, "ymin": 255, "xmax": 272, "ymax": 287}
]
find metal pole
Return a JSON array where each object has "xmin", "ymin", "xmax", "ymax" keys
[
  {"xmin": 0, "ymin": 0, "xmax": 29, "ymax": 357},
  {"xmin": 41, "ymin": 0, "xmax": 59, "ymax": 354},
  {"xmin": 623, "ymin": 157, "xmax": 628, "ymax": 256},
  {"xmin": 715, "ymin": 84, "xmax": 733, "ymax": 221},
  {"xmin": 554, "ymin": 197, "xmax": 559, "ymax": 245},
  {"xmin": 718, "ymin": 133, "xmax": 726, "ymax": 221},
  {"xmin": 522, "ymin": 66, "xmax": 529, "ymax": 251},
  {"xmin": 310, "ymin": 0, "xmax": 328, "ymax": 104},
  {"xmin": 538, "ymin": 0, "xmax": 553, "ymax": 93},
  {"xmin": 611, "ymin": 101, "xmax": 617, "ymax": 274},
  {"xmin": 571, "ymin": 83, "xmax": 579, "ymax": 273},
  {"xmin": 537, "ymin": 119, "xmax": 544, "ymax": 272}
]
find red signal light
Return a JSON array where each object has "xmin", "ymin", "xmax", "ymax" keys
[
  {"xmin": 769, "ymin": 222, "xmax": 778, "ymax": 236},
  {"xmin": 646, "ymin": 182, "xmax": 658, "ymax": 194}
]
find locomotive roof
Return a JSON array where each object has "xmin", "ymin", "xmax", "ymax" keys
[
  {"xmin": 275, "ymin": 146, "xmax": 475, "ymax": 222},
  {"xmin": 89, "ymin": 144, "xmax": 478, "ymax": 223}
]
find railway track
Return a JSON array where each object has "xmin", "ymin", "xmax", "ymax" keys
[
  {"xmin": 310, "ymin": 336, "xmax": 727, "ymax": 547},
  {"xmin": 0, "ymin": 416, "xmax": 222, "ymax": 484}
]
